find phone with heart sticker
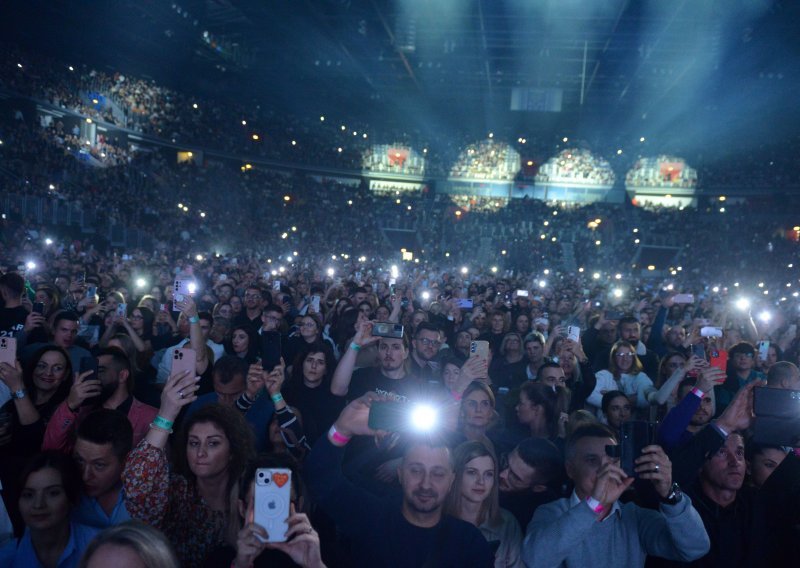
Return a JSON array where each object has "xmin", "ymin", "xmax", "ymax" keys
[{"xmin": 254, "ymin": 468, "xmax": 292, "ymax": 542}]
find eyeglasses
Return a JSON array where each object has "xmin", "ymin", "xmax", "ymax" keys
[
  {"xmin": 417, "ymin": 338, "xmax": 442, "ymax": 348},
  {"xmin": 734, "ymin": 352, "xmax": 754, "ymax": 359},
  {"xmin": 300, "ymin": 322, "xmax": 317, "ymax": 329},
  {"xmin": 263, "ymin": 316, "xmax": 281, "ymax": 322},
  {"xmin": 615, "ymin": 352, "xmax": 634, "ymax": 359}
]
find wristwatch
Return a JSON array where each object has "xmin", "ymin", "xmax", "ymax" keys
[
  {"xmin": 11, "ymin": 388, "xmax": 27, "ymax": 400},
  {"xmin": 660, "ymin": 482, "xmax": 683, "ymax": 506}
]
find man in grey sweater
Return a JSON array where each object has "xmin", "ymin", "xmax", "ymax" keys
[{"xmin": 523, "ymin": 424, "xmax": 710, "ymax": 567}]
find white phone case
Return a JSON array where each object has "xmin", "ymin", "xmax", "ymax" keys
[{"xmin": 254, "ymin": 468, "xmax": 292, "ymax": 543}]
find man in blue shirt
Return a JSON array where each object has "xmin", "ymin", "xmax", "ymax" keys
[{"xmin": 71, "ymin": 409, "xmax": 132, "ymax": 528}]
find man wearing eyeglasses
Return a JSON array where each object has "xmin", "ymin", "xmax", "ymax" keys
[
  {"xmin": 409, "ymin": 323, "xmax": 444, "ymax": 384},
  {"xmin": 713, "ymin": 342, "xmax": 765, "ymax": 416}
]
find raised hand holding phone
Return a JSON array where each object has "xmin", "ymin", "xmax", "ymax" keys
[{"xmin": 66, "ymin": 369, "xmax": 103, "ymax": 412}]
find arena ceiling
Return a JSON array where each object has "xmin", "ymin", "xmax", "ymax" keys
[{"xmin": 3, "ymin": 0, "xmax": 799, "ymax": 142}]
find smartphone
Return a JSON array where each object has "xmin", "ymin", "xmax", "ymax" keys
[
  {"xmin": 368, "ymin": 401, "xmax": 415, "ymax": 432},
  {"xmin": 32, "ymin": 302, "xmax": 45, "ymax": 315},
  {"xmin": 86, "ymin": 285, "xmax": 97, "ymax": 299},
  {"xmin": 273, "ymin": 280, "xmax": 282, "ymax": 291},
  {"xmin": 567, "ymin": 325, "xmax": 581, "ymax": 342},
  {"xmin": 116, "ymin": 303, "xmax": 127, "ymax": 318},
  {"xmin": 174, "ymin": 279, "xmax": 195, "ymax": 297},
  {"xmin": 260, "ymin": 331, "xmax": 282, "ymax": 372},
  {"xmin": 254, "ymin": 468, "xmax": 292, "ymax": 543},
  {"xmin": 605, "ymin": 420, "xmax": 655, "ymax": 478},
  {"xmin": 604, "ymin": 310, "xmax": 624, "ymax": 321},
  {"xmin": 0, "ymin": 337, "xmax": 17, "ymax": 366},
  {"xmin": 700, "ymin": 326, "xmax": 723, "ymax": 338},
  {"xmin": 310, "ymin": 295, "xmax": 321, "ymax": 313},
  {"xmin": 79, "ymin": 356, "xmax": 101, "ymax": 407},
  {"xmin": 673, "ymin": 294, "xmax": 695, "ymax": 304},
  {"xmin": 372, "ymin": 322, "xmax": 404, "ymax": 339},
  {"xmin": 753, "ymin": 387, "xmax": 800, "ymax": 446},
  {"xmin": 691, "ymin": 343, "xmax": 707, "ymax": 360},
  {"xmin": 709, "ymin": 349, "xmax": 728, "ymax": 371},
  {"xmin": 171, "ymin": 347, "xmax": 196, "ymax": 378},
  {"xmin": 470, "ymin": 340, "xmax": 490, "ymax": 360},
  {"xmin": 757, "ymin": 341, "xmax": 770, "ymax": 362},
  {"xmin": 160, "ymin": 303, "xmax": 169, "ymax": 313},
  {"xmin": 516, "ymin": 290, "xmax": 529, "ymax": 298},
  {"xmin": 456, "ymin": 298, "xmax": 473, "ymax": 310}
]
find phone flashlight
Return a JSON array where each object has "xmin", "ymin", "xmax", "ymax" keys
[
  {"xmin": 187, "ymin": 282, "xmax": 198, "ymax": 295},
  {"xmin": 409, "ymin": 404, "xmax": 438, "ymax": 433}
]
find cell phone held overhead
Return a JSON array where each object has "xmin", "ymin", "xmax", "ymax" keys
[
  {"xmin": 372, "ymin": 322, "xmax": 404, "ymax": 339},
  {"xmin": 172, "ymin": 347, "xmax": 196, "ymax": 378}
]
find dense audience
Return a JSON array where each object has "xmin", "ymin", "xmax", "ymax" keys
[{"xmin": 2, "ymin": 42, "xmax": 800, "ymax": 568}]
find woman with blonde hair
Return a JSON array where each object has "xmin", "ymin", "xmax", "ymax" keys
[
  {"xmin": 79, "ymin": 521, "xmax": 179, "ymax": 568},
  {"xmin": 587, "ymin": 340, "xmax": 656, "ymax": 418},
  {"xmin": 446, "ymin": 441, "xmax": 523, "ymax": 568}
]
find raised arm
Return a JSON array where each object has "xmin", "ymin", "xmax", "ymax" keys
[{"xmin": 330, "ymin": 321, "xmax": 379, "ymax": 396}]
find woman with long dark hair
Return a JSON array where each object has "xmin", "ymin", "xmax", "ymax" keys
[
  {"xmin": 0, "ymin": 345, "xmax": 73, "ymax": 454},
  {"xmin": 123, "ymin": 371, "xmax": 255, "ymax": 567},
  {"xmin": 283, "ymin": 342, "xmax": 343, "ymax": 445}
]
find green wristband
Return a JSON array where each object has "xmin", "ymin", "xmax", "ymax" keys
[
  {"xmin": 349, "ymin": 342, "xmax": 361, "ymax": 352},
  {"xmin": 153, "ymin": 415, "xmax": 174, "ymax": 430},
  {"xmin": 271, "ymin": 392, "xmax": 284, "ymax": 404},
  {"xmin": 188, "ymin": 315, "xmax": 200, "ymax": 324}
]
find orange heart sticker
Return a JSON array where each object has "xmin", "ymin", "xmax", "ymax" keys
[{"xmin": 272, "ymin": 473, "xmax": 289, "ymax": 488}]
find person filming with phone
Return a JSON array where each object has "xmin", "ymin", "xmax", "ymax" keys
[
  {"xmin": 523, "ymin": 423, "xmax": 709, "ymax": 567},
  {"xmin": 304, "ymin": 392, "xmax": 494, "ymax": 567}
]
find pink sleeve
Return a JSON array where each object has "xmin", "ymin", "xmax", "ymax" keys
[{"xmin": 41, "ymin": 402, "xmax": 84, "ymax": 453}]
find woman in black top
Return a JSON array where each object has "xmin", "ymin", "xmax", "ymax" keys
[
  {"xmin": 282, "ymin": 342, "xmax": 344, "ymax": 446},
  {"xmin": 0, "ymin": 345, "xmax": 73, "ymax": 455}
]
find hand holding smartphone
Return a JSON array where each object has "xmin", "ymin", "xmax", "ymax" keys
[{"xmin": 254, "ymin": 468, "xmax": 292, "ymax": 542}]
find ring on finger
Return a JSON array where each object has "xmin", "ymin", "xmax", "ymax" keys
[
  {"xmin": 178, "ymin": 390, "xmax": 184, "ymax": 399},
  {"xmin": 654, "ymin": 464, "xmax": 660, "ymax": 472}
]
